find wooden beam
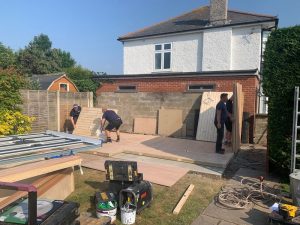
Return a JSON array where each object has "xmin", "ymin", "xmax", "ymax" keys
[
  {"xmin": 0, "ymin": 171, "xmax": 65, "ymax": 209},
  {"xmin": 173, "ymin": 184, "xmax": 194, "ymax": 215},
  {"xmin": 0, "ymin": 156, "xmax": 82, "ymax": 182}
]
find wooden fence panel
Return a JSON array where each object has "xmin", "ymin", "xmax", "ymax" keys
[{"xmin": 20, "ymin": 90, "xmax": 93, "ymax": 133}]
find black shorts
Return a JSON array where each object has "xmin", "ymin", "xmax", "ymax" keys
[
  {"xmin": 105, "ymin": 119, "xmax": 123, "ymax": 131},
  {"xmin": 225, "ymin": 118, "xmax": 232, "ymax": 132}
]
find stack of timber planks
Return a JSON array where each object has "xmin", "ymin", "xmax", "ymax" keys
[
  {"xmin": 73, "ymin": 107, "xmax": 118, "ymax": 137},
  {"xmin": 0, "ymin": 156, "xmax": 82, "ymax": 207},
  {"xmin": 73, "ymin": 107, "xmax": 102, "ymax": 137}
]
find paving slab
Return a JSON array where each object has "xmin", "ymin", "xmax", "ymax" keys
[
  {"xmin": 192, "ymin": 168, "xmax": 274, "ymax": 225},
  {"xmin": 191, "ymin": 214, "xmax": 238, "ymax": 225}
]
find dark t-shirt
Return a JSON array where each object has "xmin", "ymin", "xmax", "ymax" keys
[
  {"xmin": 102, "ymin": 110, "xmax": 121, "ymax": 123},
  {"xmin": 226, "ymin": 99, "xmax": 233, "ymax": 114},
  {"xmin": 214, "ymin": 101, "xmax": 227, "ymax": 125},
  {"xmin": 70, "ymin": 106, "xmax": 81, "ymax": 124}
]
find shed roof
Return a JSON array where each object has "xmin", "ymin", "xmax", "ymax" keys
[{"xmin": 31, "ymin": 73, "xmax": 70, "ymax": 90}]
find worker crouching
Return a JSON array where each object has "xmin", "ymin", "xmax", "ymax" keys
[{"xmin": 101, "ymin": 108, "xmax": 123, "ymax": 143}]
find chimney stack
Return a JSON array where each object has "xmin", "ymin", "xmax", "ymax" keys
[{"xmin": 209, "ymin": 0, "xmax": 228, "ymax": 25}]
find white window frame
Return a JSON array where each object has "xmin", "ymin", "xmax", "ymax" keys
[
  {"xmin": 59, "ymin": 83, "xmax": 69, "ymax": 92},
  {"xmin": 154, "ymin": 43, "xmax": 172, "ymax": 72}
]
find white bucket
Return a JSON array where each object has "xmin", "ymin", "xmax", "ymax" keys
[
  {"xmin": 96, "ymin": 208, "xmax": 117, "ymax": 222},
  {"xmin": 120, "ymin": 206, "xmax": 136, "ymax": 225}
]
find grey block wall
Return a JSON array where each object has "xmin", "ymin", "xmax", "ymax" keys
[{"xmin": 97, "ymin": 92, "xmax": 202, "ymax": 137}]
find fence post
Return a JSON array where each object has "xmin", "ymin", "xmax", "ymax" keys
[
  {"xmin": 57, "ymin": 91, "xmax": 60, "ymax": 132},
  {"xmin": 89, "ymin": 92, "xmax": 93, "ymax": 108},
  {"xmin": 27, "ymin": 90, "xmax": 30, "ymax": 115}
]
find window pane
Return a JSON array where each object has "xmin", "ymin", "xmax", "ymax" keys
[
  {"xmin": 155, "ymin": 45, "xmax": 162, "ymax": 51},
  {"xmin": 60, "ymin": 84, "xmax": 68, "ymax": 91},
  {"xmin": 164, "ymin": 43, "xmax": 171, "ymax": 50},
  {"xmin": 119, "ymin": 85, "xmax": 136, "ymax": 90},
  {"xmin": 155, "ymin": 53, "xmax": 162, "ymax": 69},
  {"xmin": 188, "ymin": 84, "xmax": 214, "ymax": 91},
  {"xmin": 164, "ymin": 52, "xmax": 171, "ymax": 69}
]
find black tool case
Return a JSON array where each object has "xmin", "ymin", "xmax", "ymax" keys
[
  {"xmin": 119, "ymin": 181, "xmax": 153, "ymax": 213},
  {"xmin": 104, "ymin": 160, "xmax": 142, "ymax": 182},
  {"xmin": 41, "ymin": 201, "xmax": 80, "ymax": 225}
]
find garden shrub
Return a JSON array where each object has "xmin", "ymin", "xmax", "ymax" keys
[
  {"xmin": 263, "ymin": 25, "xmax": 300, "ymax": 175},
  {"xmin": 0, "ymin": 68, "xmax": 34, "ymax": 135},
  {"xmin": 0, "ymin": 110, "xmax": 34, "ymax": 135}
]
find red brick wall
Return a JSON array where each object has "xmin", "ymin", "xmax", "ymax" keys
[{"xmin": 97, "ymin": 76, "xmax": 259, "ymax": 117}]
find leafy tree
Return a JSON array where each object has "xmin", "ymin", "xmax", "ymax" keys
[
  {"xmin": 51, "ymin": 48, "xmax": 76, "ymax": 69},
  {"xmin": 0, "ymin": 68, "xmax": 29, "ymax": 110},
  {"xmin": 64, "ymin": 66, "xmax": 100, "ymax": 95},
  {"xmin": 262, "ymin": 25, "xmax": 300, "ymax": 175},
  {"xmin": 0, "ymin": 68, "xmax": 34, "ymax": 135},
  {"xmin": 17, "ymin": 34, "xmax": 76, "ymax": 74},
  {"xmin": 29, "ymin": 34, "xmax": 52, "ymax": 52},
  {"xmin": 0, "ymin": 42, "xmax": 16, "ymax": 69}
]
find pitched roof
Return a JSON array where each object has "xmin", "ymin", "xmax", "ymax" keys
[
  {"xmin": 31, "ymin": 73, "xmax": 67, "ymax": 90},
  {"xmin": 118, "ymin": 6, "xmax": 277, "ymax": 41}
]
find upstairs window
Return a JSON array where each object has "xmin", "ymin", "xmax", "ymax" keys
[{"xmin": 155, "ymin": 43, "xmax": 172, "ymax": 71}]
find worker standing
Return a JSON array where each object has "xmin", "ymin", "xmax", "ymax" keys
[
  {"xmin": 214, "ymin": 93, "xmax": 228, "ymax": 154},
  {"xmin": 101, "ymin": 108, "xmax": 123, "ymax": 143},
  {"xmin": 70, "ymin": 104, "xmax": 81, "ymax": 131}
]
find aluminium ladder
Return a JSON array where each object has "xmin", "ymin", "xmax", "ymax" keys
[{"xmin": 291, "ymin": 86, "xmax": 300, "ymax": 173}]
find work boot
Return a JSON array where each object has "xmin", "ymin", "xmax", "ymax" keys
[
  {"xmin": 116, "ymin": 135, "xmax": 120, "ymax": 142},
  {"xmin": 107, "ymin": 137, "xmax": 112, "ymax": 143}
]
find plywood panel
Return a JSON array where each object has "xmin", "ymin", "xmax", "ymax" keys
[
  {"xmin": 158, "ymin": 109, "xmax": 183, "ymax": 137},
  {"xmin": 73, "ymin": 107, "xmax": 118, "ymax": 137},
  {"xmin": 232, "ymin": 83, "xmax": 244, "ymax": 153},
  {"xmin": 81, "ymin": 157, "xmax": 188, "ymax": 187},
  {"xmin": 196, "ymin": 92, "xmax": 232, "ymax": 142},
  {"xmin": 134, "ymin": 117, "xmax": 157, "ymax": 135}
]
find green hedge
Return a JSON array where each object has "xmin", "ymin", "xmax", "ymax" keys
[{"xmin": 263, "ymin": 25, "xmax": 300, "ymax": 175}]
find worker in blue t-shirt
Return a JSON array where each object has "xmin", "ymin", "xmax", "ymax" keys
[
  {"xmin": 70, "ymin": 104, "xmax": 81, "ymax": 130},
  {"xmin": 101, "ymin": 108, "xmax": 123, "ymax": 143},
  {"xmin": 214, "ymin": 93, "xmax": 228, "ymax": 154}
]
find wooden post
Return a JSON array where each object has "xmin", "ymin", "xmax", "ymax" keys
[
  {"xmin": 89, "ymin": 92, "xmax": 93, "ymax": 108},
  {"xmin": 47, "ymin": 91, "xmax": 50, "ymax": 131},
  {"xmin": 232, "ymin": 83, "xmax": 244, "ymax": 153},
  {"xmin": 56, "ymin": 91, "xmax": 60, "ymax": 132},
  {"xmin": 27, "ymin": 90, "xmax": 30, "ymax": 116}
]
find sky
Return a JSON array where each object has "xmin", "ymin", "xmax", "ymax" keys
[{"xmin": 0, "ymin": 0, "xmax": 299, "ymax": 74}]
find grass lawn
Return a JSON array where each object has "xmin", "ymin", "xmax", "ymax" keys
[{"xmin": 67, "ymin": 168, "xmax": 225, "ymax": 225}]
